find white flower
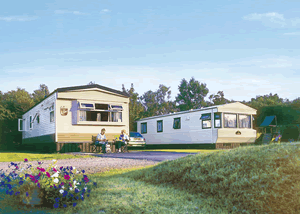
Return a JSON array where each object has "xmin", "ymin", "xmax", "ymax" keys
[
  {"xmin": 51, "ymin": 172, "xmax": 59, "ymax": 178},
  {"xmin": 61, "ymin": 185, "xmax": 64, "ymax": 189},
  {"xmin": 59, "ymin": 189, "xmax": 64, "ymax": 194},
  {"xmin": 84, "ymin": 187, "xmax": 87, "ymax": 190},
  {"xmin": 73, "ymin": 167, "xmax": 76, "ymax": 170},
  {"xmin": 69, "ymin": 187, "xmax": 73, "ymax": 191},
  {"xmin": 53, "ymin": 178, "xmax": 59, "ymax": 183}
]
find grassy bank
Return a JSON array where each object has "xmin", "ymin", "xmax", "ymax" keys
[
  {"xmin": 1, "ymin": 143, "xmax": 300, "ymax": 213},
  {"xmin": 133, "ymin": 149, "xmax": 221, "ymax": 154},
  {"xmin": 0, "ymin": 152, "xmax": 97, "ymax": 162}
]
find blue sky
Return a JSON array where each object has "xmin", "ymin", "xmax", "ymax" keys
[{"xmin": 1, "ymin": 0, "xmax": 300, "ymax": 102}]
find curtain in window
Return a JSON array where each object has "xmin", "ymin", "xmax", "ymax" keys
[
  {"xmin": 239, "ymin": 115, "xmax": 251, "ymax": 128},
  {"xmin": 79, "ymin": 111, "xmax": 87, "ymax": 121}
]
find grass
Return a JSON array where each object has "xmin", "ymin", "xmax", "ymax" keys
[
  {"xmin": 0, "ymin": 152, "xmax": 97, "ymax": 162},
  {"xmin": 1, "ymin": 143, "xmax": 300, "ymax": 213},
  {"xmin": 132, "ymin": 149, "xmax": 221, "ymax": 154}
]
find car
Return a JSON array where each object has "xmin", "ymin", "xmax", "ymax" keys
[{"xmin": 128, "ymin": 132, "xmax": 146, "ymax": 149}]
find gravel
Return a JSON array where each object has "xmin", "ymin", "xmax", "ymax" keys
[{"xmin": 0, "ymin": 157, "xmax": 160, "ymax": 175}]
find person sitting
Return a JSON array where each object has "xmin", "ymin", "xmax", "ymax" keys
[
  {"xmin": 95, "ymin": 128, "xmax": 107, "ymax": 153},
  {"xmin": 116, "ymin": 129, "xmax": 129, "ymax": 153}
]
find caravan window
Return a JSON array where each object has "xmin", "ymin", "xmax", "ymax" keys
[
  {"xmin": 18, "ymin": 119, "xmax": 25, "ymax": 131},
  {"xmin": 239, "ymin": 115, "xmax": 251, "ymax": 128},
  {"xmin": 173, "ymin": 118, "xmax": 181, "ymax": 129},
  {"xmin": 50, "ymin": 111, "xmax": 54, "ymax": 122},
  {"xmin": 214, "ymin": 113, "xmax": 222, "ymax": 128},
  {"xmin": 29, "ymin": 116, "xmax": 33, "ymax": 130},
  {"xmin": 224, "ymin": 113, "xmax": 237, "ymax": 128},
  {"xmin": 37, "ymin": 115, "xmax": 40, "ymax": 124},
  {"xmin": 157, "ymin": 120, "xmax": 163, "ymax": 132},
  {"xmin": 141, "ymin": 123, "xmax": 147, "ymax": 134},
  {"xmin": 201, "ymin": 113, "xmax": 211, "ymax": 129}
]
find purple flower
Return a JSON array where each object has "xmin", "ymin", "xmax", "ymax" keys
[
  {"xmin": 69, "ymin": 193, "xmax": 74, "ymax": 197},
  {"xmin": 73, "ymin": 203, "xmax": 77, "ymax": 207},
  {"xmin": 54, "ymin": 203, "xmax": 59, "ymax": 208},
  {"xmin": 75, "ymin": 188, "xmax": 79, "ymax": 193},
  {"xmin": 38, "ymin": 162, "xmax": 41, "ymax": 165},
  {"xmin": 63, "ymin": 204, "xmax": 67, "ymax": 208},
  {"xmin": 88, "ymin": 189, "xmax": 91, "ymax": 193},
  {"xmin": 19, "ymin": 181, "xmax": 23, "ymax": 185},
  {"xmin": 26, "ymin": 192, "xmax": 29, "ymax": 197},
  {"xmin": 55, "ymin": 198, "xmax": 60, "ymax": 202},
  {"xmin": 9, "ymin": 191, "xmax": 14, "ymax": 195},
  {"xmin": 7, "ymin": 184, "xmax": 12, "ymax": 189},
  {"xmin": 37, "ymin": 183, "xmax": 40, "ymax": 188},
  {"xmin": 81, "ymin": 170, "xmax": 85, "ymax": 173},
  {"xmin": 75, "ymin": 196, "xmax": 79, "ymax": 200},
  {"xmin": 70, "ymin": 166, "xmax": 73, "ymax": 170},
  {"xmin": 93, "ymin": 182, "xmax": 97, "ymax": 186},
  {"xmin": 60, "ymin": 166, "xmax": 63, "ymax": 170},
  {"xmin": 15, "ymin": 191, "xmax": 20, "ymax": 196}
]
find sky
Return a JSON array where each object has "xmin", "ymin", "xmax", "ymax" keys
[{"xmin": 1, "ymin": 0, "xmax": 300, "ymax": 102}]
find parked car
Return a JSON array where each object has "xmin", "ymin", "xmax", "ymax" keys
[{"xmin": 128, "ymin": 132, "xmax": 146, "ymax": 148}]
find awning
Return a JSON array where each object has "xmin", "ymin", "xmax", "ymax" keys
[{"xmin": 260, "ymin": 116, "xmax": 275, "ymax": 127}]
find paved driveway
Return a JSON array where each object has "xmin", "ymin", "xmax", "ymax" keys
[{"xmin": 84, "ymin": 151, "xmax": 198, "ymax": 162}]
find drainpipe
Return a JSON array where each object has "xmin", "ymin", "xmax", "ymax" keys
[{"xmin": 212, "ymin": 108, "xmax": 214, "ymax": 143}]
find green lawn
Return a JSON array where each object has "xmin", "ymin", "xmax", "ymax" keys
[
  {"xmin": 0, "ymin": 152, "xmax": 97, "ymax": 162},
  {"xmin": 1, "ymin": 143, "xmax": 300, "ymax": 214}
]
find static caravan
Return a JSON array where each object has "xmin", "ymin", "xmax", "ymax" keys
[
  {"xmin": 136, "ymin": 102, "xmax": 257, "ymax": 149},
  {"xmin": 18, "ymin": 84, "xmax": 130, "ymax": 152}
]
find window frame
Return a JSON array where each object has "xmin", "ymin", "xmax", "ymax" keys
[
  {"xmin": 50, "ymin": 111, "xmax": 55, "ymax": 123},
  {"xmin": 157, "ymin": 120, "xmax": 163, "ymax": 133},
  {"xmin": 29, "ymin": 115, "xmax": 33, "ymax": 130},
  {"xmin": 141, "ymin": 122, "xmax": 147, "ymax": 134},
  {"xmin": 18, "ymin": 118, "xmax": 25, "ymax": 131},
  {"xmin": 173, "ymin": 117, "xmax": 181, "ymax": 129},
  {"xmin": 37, "ymin": 115, "xmax": 40, "ymax": 124},
  {"xmin": 214, "ymin": 113, "xmax": 222, "ymax": 128},
  {"xmin": 224, "ymin": 113, "xmax": 237, "ymax": 128},
  {"xmin": 238, "ymin": 114, "xmax": 251, "ymax": 129},
  {"xmin": 201, "ymin": 113, "xmax": 212, "ymax": 129}
]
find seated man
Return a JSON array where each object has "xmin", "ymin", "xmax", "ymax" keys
[
  {"xmin": 95, "ymin": 128, "xmax": 107, "ymax": 153},
  {"xmin": 116, "ymin": 129, "xmax": 129, "ymax": 152}
]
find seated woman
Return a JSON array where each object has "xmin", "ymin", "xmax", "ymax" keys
[
  {"xmin": 95, "ymin": 128, "xmax": 107, "ymax": 153},
  {"xmin": 116, "ymin": 129, "xmax": 129, "ymax": 153}
]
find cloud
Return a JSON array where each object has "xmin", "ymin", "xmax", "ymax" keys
[
  {"xmin": 243, "ymin": 12, "xmax": 287, "ymax": 27},
  {"xmin": 54, "ymin": 10, "xmax": 87, "ymax": 15},
  {"xmin": 0, "ymin": 16, "xmax": 37, "ymax": 22},
  {"xmin": 283, "ymin": 32, "xmax": 300, "ymax": 35},
  {"xmin": 243, "ymin": 12, "xmax": 300, "ymax": 28},
  {"xmin": 100, "ymin": 9, "xmax": 111, "ymax": 13}
]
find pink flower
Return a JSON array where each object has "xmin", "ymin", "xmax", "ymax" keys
[
  {"xmin": 24, "ymin": 159, "xmax": 28, "ymax": 162},
  {"xmin": 53, "ymin": 168, "xmax": 57, "ymax": 172},
  {"xmin": 50, "ymin": 185, "xmax": 53, "ymax": 188},
  {"xmin": 38, "ymin": 172, "xmax": 41, "ymax": 177},
  {"xmin": 46, "ymin": 172, "xmax": 51, "ymax": 178},
  {"xmin": 39, "ymin": 168, "xmax": 45, "ymax": 172},
  {"xmin": 29, "ymin": 175, "xmax": 34, "ymax": 179},
  {"xmin": 64, "ymin": 175, "xmax": 70, "ymax": 180},
  {"xmin": 16, "ymin": 166, "xmax": 19, "ymax": 169},
  {"xmin": 61, "ymin": 182, "xmax": 64, "ymax": 185},
  {"xmin": 35, "ymin": 180, "xmax": 38, "ymax": 183}
]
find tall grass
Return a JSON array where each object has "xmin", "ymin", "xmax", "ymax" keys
[{"xmin": 128, "ymin": 143, "xmax": 300, "ymax": 213}]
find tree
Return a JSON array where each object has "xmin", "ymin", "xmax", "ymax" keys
[
  {"xmin": 122, "ymin": 84, "xmax": 144, "ymax": 131},
  {"xmin": 175, "ymin": 77, "xmax": 209, "ymax": 111},
  {"xmin": 0, "ymin": 88, "xmax": 35, "ymax": 150},
  {"xmin": 208, "ymin": 91, "xmax": 230, "ymax": 106},
  {"xmin": 32, "ymin": 84, "xmax": 50, "ymax": 104},
  {"xmin": 140, "ymin": 84, "xmax": 177, "ymax": 118}
]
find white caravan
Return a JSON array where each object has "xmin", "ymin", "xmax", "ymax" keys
[{"xmin": 136, "ymin": 102, "xmax": 257, "ymax": 149}]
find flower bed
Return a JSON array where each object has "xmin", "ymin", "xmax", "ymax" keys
[{"xmin": 0, "ymin": 158, "xmax": 97, "ymax": 209}]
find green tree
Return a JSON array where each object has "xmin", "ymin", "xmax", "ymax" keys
[
  {"xmin": 140, "ymin": 84, "xmax": 177, "ymax": 118},
  {"xmin": 0, "ymin": 88, "xmax": 34, "ymax": 150},
  {"xmin": 32, "ymin": 84, "xmax": 50, "ymax": 104},
  {"xmin": 208, "ymin": 91, "xmax": 230, "ymax": 106},
  {"xmin": 122, "ymin": 84, "xmax": 145, "ymax": 131},
  {"xmin": 175, "ymin": 77, "xmax": 209, "ymax": 111}
]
